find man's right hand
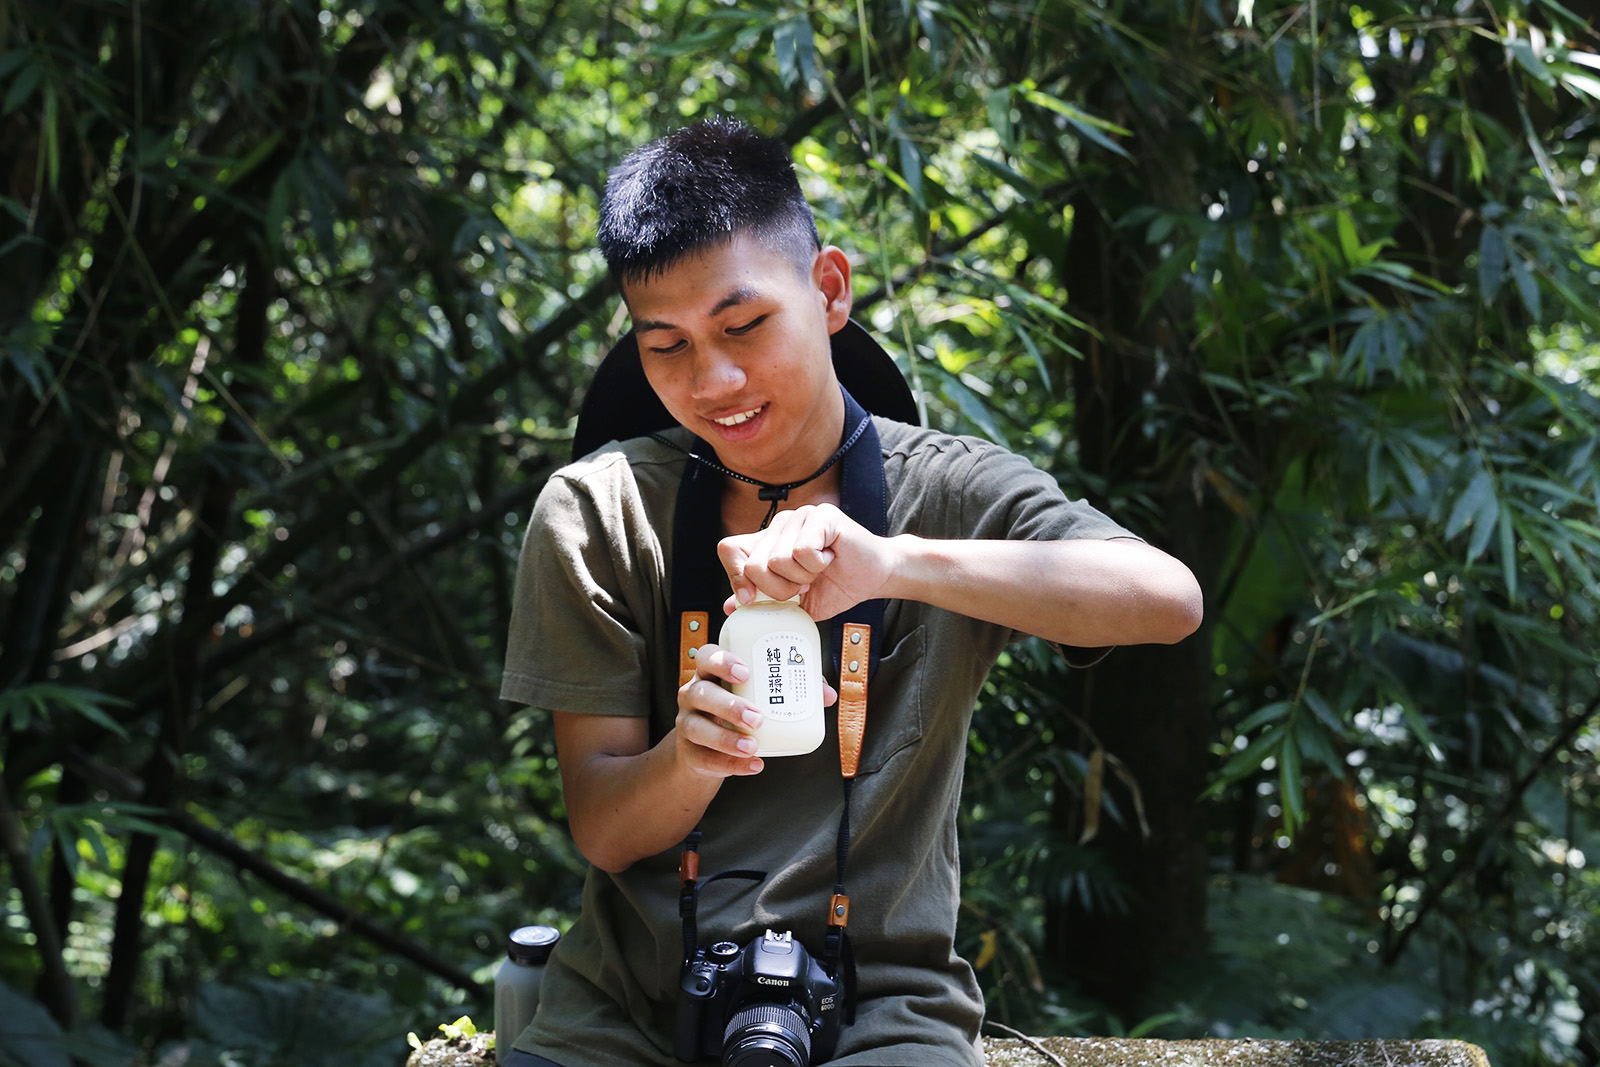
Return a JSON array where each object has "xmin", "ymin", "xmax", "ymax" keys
[
  {"xmin": 674, "ymin": 642, "xmax": 766, "ymax": 778},
  {"xmin": 552, "ymin": 644, "xmax": 840, "ymax": 872}
]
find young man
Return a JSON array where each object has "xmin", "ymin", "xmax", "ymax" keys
[{"xmin": 500, "ymin": 118, "xmax": 1202, "ymax": 1067}]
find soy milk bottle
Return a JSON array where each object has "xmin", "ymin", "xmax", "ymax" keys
[{"xmin": 719, "ymin": 593, "xmax": 825, "ymax": 756}]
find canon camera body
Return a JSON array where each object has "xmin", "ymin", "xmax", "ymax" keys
[{"xmin": 674, "ymin": 929, "xmax": 842, "ymax": 1067}]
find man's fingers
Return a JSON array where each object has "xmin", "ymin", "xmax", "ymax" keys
[
  {"xmin": 765, "ymin": 509, "xmax": 807, "ymax": 571},
  {"xmin": 675, "ymin": 688, "xmax": 766, "ymax": 777},
  {"xmin": 677, "ymin": 642, "xmax": 765, "ymax": 752},
  {"xmin": 686, "ymin": 642, "xmax": 748, "ymax": 686},
  {"xmin": 745, "ymin": 561, "xmax": 811, "ymax": 598},
  {"xmin": 718, "ymin": 504, "xmax": 845, "ymax": 602},
  {"xmin": 678, "ymin": 702, "xmax": 757, "ymax": 750},
  {"xmin": 716, "ymin": 541, "xmax": 757, "ymax": 606},
  {"xmin": 736, "ymin": 518, "xmax": 826, "ymax": 594},
  {"xmin": 766, "ymin": 507, "xmax": 836, "ymax": 578},
  {"xmin": 700, "ymin": 683, "xmax": 763, "ymax": 735}
]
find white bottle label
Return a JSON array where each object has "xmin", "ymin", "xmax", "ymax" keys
[{"xmin": 756, "ymin": 630, "xmax": 812, "ymax": 720}]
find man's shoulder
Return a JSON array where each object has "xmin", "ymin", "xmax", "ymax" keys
[
  {"xmin": 532, "ymin": 432, "xmax": 689, "ymax": 539},
  {"xmin": 875, "ymin": 417, "xmax": 1024, "ymax": 470},
  {"xmin": 552, "ymin": 430, "xmax": 690, "ymax": 490}
]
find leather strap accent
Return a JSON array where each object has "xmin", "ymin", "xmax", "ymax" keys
[
  {"xmin": 828, "ymin": 893, "xmax": 850, "ymax": 928},
  {"xmin": 838, "ymin": 624, "xmax": 869, "ymax": 778},
  {"xmin": 679, "ymin": 849, "xmax": 700, "ymax": 885},
  {"xmin": 678, "ymin": 611, "xmax": 709, "ymax": 686}
]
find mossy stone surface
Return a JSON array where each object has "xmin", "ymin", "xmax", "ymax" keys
[
  {"xmin": 406, "ymin": 1033, "xmax": 1491, "ymax": 1067},
  {"xmin": 405, "ymin": 1033, "xmax": 495, "ymax": 1067},
  {"xmin": 982, "ymin": 1038, "xmax": 1490, "ymax": 1067}
]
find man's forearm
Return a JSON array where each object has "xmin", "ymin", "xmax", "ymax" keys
[
  {"xmin": 560, "ymin": 728, "xmax": 723, "ymax": 874},
  {"xmin": 883, "ymin": 535, "xmax": 1203, "ymax": 648}
]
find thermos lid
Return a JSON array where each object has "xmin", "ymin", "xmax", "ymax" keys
[{"xmin": 506, "ymin": 924, "xmax": 560, "ymax": 965}]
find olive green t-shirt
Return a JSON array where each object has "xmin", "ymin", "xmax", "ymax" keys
[{"xmin": 500, "ymin": 419, "xmax": 1135, "ymax": 1067}]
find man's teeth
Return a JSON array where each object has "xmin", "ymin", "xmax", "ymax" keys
[{"xmin": 714, "ymin": 407, "xmax": 762, "ymax": 427}]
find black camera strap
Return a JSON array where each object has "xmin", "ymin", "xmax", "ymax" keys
[
  {"xmin": 822, "ymin": 777, "xmax": 858, "ymax": 1023},
  {"xmin": 823, "ymin": 622, "xmax": 870, "ymax": 1022},
  {"xmin": 677, "ymin": 831, "xmax": 766, "ymax": 961}
]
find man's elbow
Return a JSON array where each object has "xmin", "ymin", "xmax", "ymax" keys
[
  {"xmin": 1151, "ymin": 567, "xmax": 1204, "ymax": 644},
  {"xmin": 569, "ymin": 820, "xmax": 636, "ymax": 875},
  {"xmin": 587, "ymin": 852, "xmax": 635, "ymax": 876}
]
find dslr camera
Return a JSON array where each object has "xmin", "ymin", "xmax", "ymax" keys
[{"xmin": 674, "ymin": 929, "xmax": 842, "ymax": 1066}]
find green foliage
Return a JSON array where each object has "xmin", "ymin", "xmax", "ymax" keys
[
  {"xmin": 1165, "ymin": 876, "xmax": 1586, "ymax": 1066},
  {"xmin": 2, "ymin": 0, "xmax": 1599, "ymax": 1064},
  {"xmin": 408, "ymin": 1016, "xmax": 485, "ymax": 1050},
  {"xmin": 0, "ymin": 979, "xmax": 70, "ymax": 1067},
  {"xmin": 179, "ymin": 979, "xmax": 411, "ymax": 1067},
  {"xmin": 0, "ymin": 687, "xmax": 128, "ymax": 740}
]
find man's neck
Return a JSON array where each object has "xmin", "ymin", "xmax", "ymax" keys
[{"xmin": 720, "ymin": 467, "xmax": 843, "ymax": 537}]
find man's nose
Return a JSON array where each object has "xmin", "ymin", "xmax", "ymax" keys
[{"xmin": 690, "ymin": 345, "xmax": 746, "ymax": 398}]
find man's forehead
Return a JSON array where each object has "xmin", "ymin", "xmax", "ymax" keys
[
  {"xmin": 622, "ymin": 233, "xmax": 817, "ymax": 315},
  {"xmin": 629, "ymin": 282, "xmax": 779, "ymax": 333}
]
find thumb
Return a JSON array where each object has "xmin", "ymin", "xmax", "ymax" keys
[{"xmin": 717, "ymin": 539, "xmax": 756, "ymax": 611}]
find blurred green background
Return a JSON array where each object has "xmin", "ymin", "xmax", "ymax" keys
[{"xmin": 3, "ymin": 1, "xmax": 1600, "ymax": 1065}]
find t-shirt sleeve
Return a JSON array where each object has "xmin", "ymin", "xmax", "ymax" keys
[
  {"xmin": 499, "ymin": 470, "xmax": 653, "ymax": 717},
  {"xmin": 958, "ymin": 440, "xmax": 1143, "ymax": 666}
]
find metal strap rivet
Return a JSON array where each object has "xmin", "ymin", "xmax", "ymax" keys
[
  {"xmin": 689, "ymin": 619, "xmax": 700, "ymax": 632},
  {"xmin": 850, "ymin": 632, "xmax": 861, "ymax": 644},
  {"xmin": 687, "ymin": 646, "xmax": 697, "ymax": 658},
  {"xmin": 848, "ymin": 660, "xmax": 859, "ymax": 672}
]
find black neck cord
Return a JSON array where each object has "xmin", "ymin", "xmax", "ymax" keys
[{"xmin": 651, "ymin": 412, "xmax": 872, "ymax": 530}]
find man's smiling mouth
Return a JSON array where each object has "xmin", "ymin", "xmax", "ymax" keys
[{"xmin": 712, "ymin": 405, "xmax": 764, "ymax": 427}]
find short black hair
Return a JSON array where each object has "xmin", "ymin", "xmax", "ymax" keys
[{"xmin": 597, "ymin": 118, "xmax": 821, "ymax": 286}]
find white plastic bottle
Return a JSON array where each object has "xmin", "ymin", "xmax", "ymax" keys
[
  {"xmin": 719, "ymin": 592, "xmax": 825, "ymax": 756},
  {"xmin": 493, "ymin": 924, "xmax": 560, "ymax": 1063}
]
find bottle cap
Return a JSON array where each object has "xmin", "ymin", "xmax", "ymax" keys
[
  {"xmin": 506, "ymin": 925, "xmax": 560, "ymax": 965},
  {"xmin": 748, "ymin": 590, "xmax": 800, "ymax": 605}
]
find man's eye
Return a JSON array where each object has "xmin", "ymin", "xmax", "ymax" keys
[
  {"xmin": 727, "ymin": 315, "xmax": 767, "ymax": 335},
  {"xmin": 647, "ymin": 340, "xmax": 687, "ymax": 355}
]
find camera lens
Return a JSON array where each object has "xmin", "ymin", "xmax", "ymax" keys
[{"xmin": 722, "ymin": 1004, "xmax": 810, "ymax": 1067}]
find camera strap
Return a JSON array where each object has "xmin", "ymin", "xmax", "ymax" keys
[
  {"xmin": 672, "ymin": 634, "xmax": 868, "ymax": 1017},
  {"xmin": 822, "ymin": 623, "xmax": 869, "ymax": 1022},
  {"xmin": 668, "ymin": 386, "xmax": 887, "ymax": 1028},
  {"xmin": 677, "ymin": 830, "xmax": 766, "ymax": 962}
]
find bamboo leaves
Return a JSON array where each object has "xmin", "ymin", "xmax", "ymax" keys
[
  {"xmin": 1444, "ymin": 465, "xmax": 1498, "ymax": 564},
  {"xmin": 1019, "ymin": 87, "xmax": 1134, "ymax": 162}
]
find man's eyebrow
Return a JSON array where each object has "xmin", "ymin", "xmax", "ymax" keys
[
  {"xmin": 708, "ymin": 286, "xmax": 761, "ymax": 318},
  {"xmin": 633, "ymin": 286, "xmax": 764, "ymax": 335}
]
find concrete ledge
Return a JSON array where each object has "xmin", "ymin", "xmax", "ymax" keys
[
  {"xmin": 983, "ymin": 1037, "xmax": 1491, "ymax": 1067},
  {"xmin": 408, "ymin": 1034, "xmax": 1491, "ymax": 1067}
]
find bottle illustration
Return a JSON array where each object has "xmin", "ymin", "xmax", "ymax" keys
[{"xmin": 718, "ymin": 592, "xmax": 825, "ymax": 756}]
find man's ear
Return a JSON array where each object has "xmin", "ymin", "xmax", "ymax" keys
[{"xmin": 814, "ymin": 245, "xmax": 854, "ymax": 332}]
